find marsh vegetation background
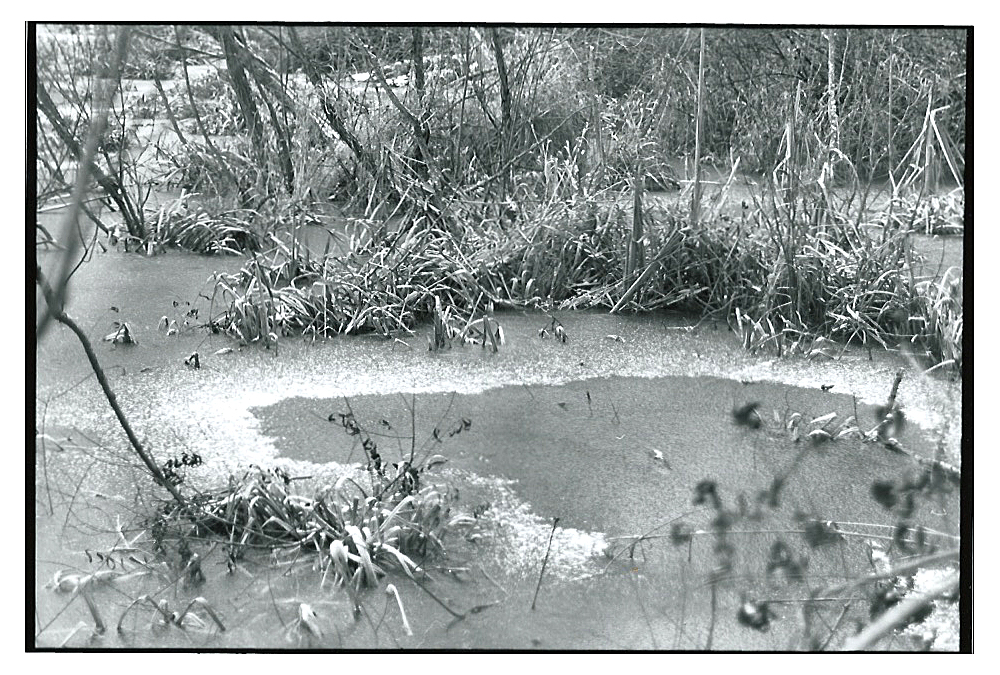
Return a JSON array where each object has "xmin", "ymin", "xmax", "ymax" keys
[{"xmin": 33, "ymin": 25, "xmax": 965, "ymax": 651}]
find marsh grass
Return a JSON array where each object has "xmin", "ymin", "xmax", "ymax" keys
[
  {"xmin": 211, "ymin": 219, "xmax": 476, "ymax": 341},
  {"xmin": 35, "ymin": 26, "xmax": 965, "ymax": 650},
  {"xmin": 149, "ymin": 202, "xmax": 261, "ymax": 255},
  {"xmin": 160, "ymin": 143, "xmax": 252, "ymax": 195},
  {"xmin": 37, "ymin": 394, "xmax": 480, "ymax": 645},
  {"xmin": 148, "ymin": 399, "xmax": 479, "ymax": 607},
  {"xmin": 157, "ymin": 466, "xmax": 458, "ymax": 588},
  {"xmin": 909, "ymin": 267, "xmax": 963, "ymax": 369},
  {"xmin": 887, "ymin": 188, "xmax": 964, "ymax": 236},
  {"xmin": 204, "ymin": 174, "xmax": 961, "ymax": 373},
  {"xmin": 73, "ymin": 26, "xmax": 958, "ymax": 372},
  {"xmin": 58, "ymin": 26, "xmax": 958, "ymax": 369}
]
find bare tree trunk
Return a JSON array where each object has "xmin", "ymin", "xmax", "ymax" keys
[
  {"xmin": 37, "ymin": 267, "xmax": 187, "ymax": 507},
  {"xmin": 691, "ymin": 28, "xmax": 706, "ymax": 225},
  {"xmin": 233, "ymin": 34, "xmax": 298, "ymax": 195},
  {"xmin": 250, "ymin": 74, "xmax": 295, "ymax": 194},
  {"xmin": 626, "ymin": 162, "xmax": 645, "ymax": 285},
  {"xmin": 175, "ymin": 26, "xmax": 243, "ymax": 202},
  {"xmin": 410, "ymin": 27, "xmax": 431, "ymax": 181},
  {"xmin": 587, "ymin": 45, "xmax": 606, "ymax": 190},
  {"xmin": 212, "ymin": 26, "xmax": 300, "ymax": 198},
  {"xmin": 219, "ymin": 28, "xmax": 268, "ymax": 194},
  {"xmin": 824, "ymin": 29, "xmax": 842, "ymax": 183},
  {"xmin": 288, "ymin": 28, "xmax": 382, "ymax": 186},
  {"xmin": 490, "ymin": 28, "xmax": 512, "ymax": 135},
  {"xmin": 489, "ymin": 28, "xmax": 513, "ymax": 198},
  {"xmin": 220, "ymin": 29, "xmax": 264, "ymax": 146}
]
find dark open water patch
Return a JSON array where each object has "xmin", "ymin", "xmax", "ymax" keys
[
  {"xmin": 37, "ymin": 367, "xmax": 959, "ymax": 649},
  {"xmin": 252, "ymin": 375, "xmax": 951, "ymax": 537}
]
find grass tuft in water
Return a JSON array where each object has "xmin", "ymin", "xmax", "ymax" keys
[{"xmin": 153, "ymin": 463, "xmax": 466, "ymax": 596}]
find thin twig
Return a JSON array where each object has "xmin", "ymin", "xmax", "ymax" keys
[
  {"xmin": 36, "ymin": 268, "xmax": 186, "ymax": 507},
  {"xmin": 152, "ymin": 77, "xmax": 187, "ymax": 145},
  {"xmin": 604, "ymin": 510, "xmax": 699, "ymax": 572},
  {"xmin": 819, "ymin": 603, "xmax": 852, "ymax": 651},
  {"xmin": 841, "ymin": 572, "xmax": 958, "ymax": 651},
  {"xmin": 37, "ymin": 27, "xmax": 131, "ymax": 341},
  {"xmin": 705, "ymin": 582, "xmax": 717, "ymax": 650},
  {"xmin": 531, "ymin": 517, "xmax": 560, "ymax": 611},
  {"xmin": 820, "ymin": 548, "xmax": 959, "ymax": 597},
  {"xmin": 408, "ymin": 574, "xmax": 464, "ymax": 620},
  {"xmin": 630, "ymin": 569, "xmax": 658, "ymax": 649},
  {"xmin": 409, "ymin": 394, "xmax": 417, "ymax": 465}
]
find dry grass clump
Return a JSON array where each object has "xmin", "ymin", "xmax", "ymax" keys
[
  {"xmin": 886, "ymin": 188, "xmax": 964, "ymax": 236},
  {"xmin": 156, "ymin": 464, "xmax": 467, "ymax": 594},
  {"xmin": 209, "ymin": 220, "xmax": 482, "ymax": 341},
  {"xmin": 151, "ymin": 205, "xmax": 260, "ymax": 255},
  {"xmin": 908, "ymin": 268, "xmax": 963, "ymax": 370}
]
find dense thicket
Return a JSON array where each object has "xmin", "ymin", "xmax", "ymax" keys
[
  {"xmin": 35, "ymin": 25, "xmax": 965, "ymax": 371},
  {"xmin": 37, "ymin": 25, "xmax": 964, "ymax": 214}
]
